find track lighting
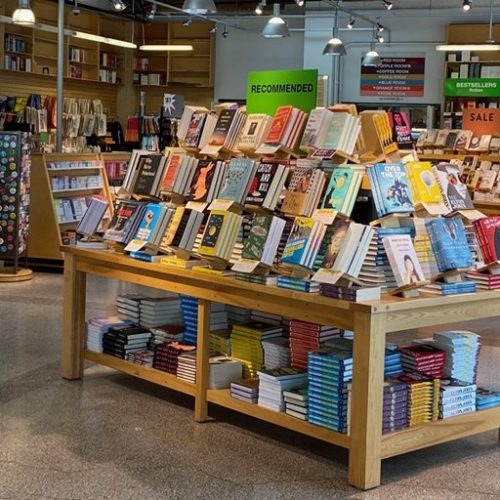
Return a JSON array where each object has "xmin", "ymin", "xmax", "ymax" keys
[
  {"xmin": 463, "ymin": 0, "xmax": 471, "ymax": 11},
  {"xmin": 209, "ymin": 25, "xmax": 217, "ymax": 33},
  {"xmin": 382, "ymin": 0, "xmax": 393, "ymax": 10},
  {"xmin": 112, "ymin": 0, "xmax": 127, "ymax": 12},
  {"xmin": 12, "ymin": 0, "xmax": 35, "ymax": 25},
  {"xmin": 377, "ymin": 34, "xmax": 384, "ymax": 43},
  {"xmin": 222, "ymin": 24, "xmax": 229, "ymax": 38},
  {"xmin": 376, "ymin": 23, "xmax": 384, "ymax": 33},
  {"xmin": 347, "ymin": 17, "xmax": 355, "ymax": 30},
  {"xmin": 146, "ymin": 4, "xmax": 156, "ymax": 20},
  {"xmin": 182, "ymin": 18, "xmax": 192, "ymax": 26},
  {"xmin": 262, "ymin": 4, "xmax": 290, "ymax": 38},
  {"xmin": 295, "ymin": 0, "xmax": 304, "ymax": 6},
  {"xmin": 255, "ymin": 3, "xmax": 263, "ymax": 15}
]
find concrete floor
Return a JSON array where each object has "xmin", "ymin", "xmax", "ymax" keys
[{"xmin": 0, "ymin": 272, "xmax": 499, "ymax": 500}]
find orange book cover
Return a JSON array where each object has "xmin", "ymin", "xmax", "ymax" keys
[
  {"xmin": 266, "ymin": 105, "xmax": 294, "ymax": 144},
  {"xmin": 162, "ymin": 154, "xmax": 182, "ymax": 191}
]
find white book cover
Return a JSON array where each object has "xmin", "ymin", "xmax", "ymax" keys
[{"xmin": 382, "ymin": 235, "xmax": 425, "ymax": 287}]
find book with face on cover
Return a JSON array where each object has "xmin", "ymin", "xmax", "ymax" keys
[
  {"xmin": 382, "ymin": 235, "xmax": 425, "ymax": 287},
  {"xmin": 238, "ymin": 114, "xmax": 272, "ymax": 152},
  {"xmin": 434, "ymin": 163, "xmax": 474, "ymax": 212}
]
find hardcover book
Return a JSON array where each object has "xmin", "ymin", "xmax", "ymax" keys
[
  {"xmin": 265, "ymin": 105, "xmax": 294, "ymax": 144},
  {"xmin": 184, "ymin": 112, "xmax": 207, "ymax": 148},
  {"xmin": 104, "ymin": 200, "xmax": 145, "ymax": 243},
  {"xmin": 473, "ymin": 216, "xmax": 500, "ymax": 264},
  {"xmin": 207, "ymin": 109, "xmax": 236, "ymax": 147},
  {"xmin": 218, "ymin": 158, "xmax": 256, "ymax": 204},
  {"xmin": 434, "ymin": 163, "xmax": 474, "ymax": 212},
  {"xmin": 242, "ymin": 214, "xmax": 272, "ymax": 262},
  {"xmin": 133, "ymin": 154, "xmax": 165, "ymax": 197},
  {"xmin": 281, "ymin": 217, "xmax": 316, "ymax": 267},
  {"xmin": 189, "ymin": 159, "xmax": 217, "ymax": 202},
  {"xmin": 244, "ymin": 160, "xmax": 279, "ymax": 206},
  {"xmin": 382, "ymin": 235, "xmax": 425, "ymax": 287}
]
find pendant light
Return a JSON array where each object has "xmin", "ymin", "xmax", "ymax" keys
[
  {"xmin": 436, "ymin": 0, "xmax": 500, "ymax": 51},
  {"xmin": 323, "ymin": 6, "xmax": 346, "ymax": 56},
  {"xmin": 182, "ymin": 0, "xmax": 217, "ymax": 15},
  {"xmin": 362, "ymin": 25, "xmax": 381, "ymax": 67},
  {"xmin": 12, "ymin": 0, "xmax": 35, "ymax": 26},
  {"xmin": 262, "ymin": 3, "xmax": 290, "ymax": 38}
]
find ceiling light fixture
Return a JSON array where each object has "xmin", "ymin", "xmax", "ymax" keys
[
  {"xmin": 12, "ymin": 0, "xmax": 35, "ymax": 26},
  {"xmin": 376, "ymin": 22, "xmax": 384, "ymax": 33},
  {"xmin": 363, "ymin": 24, "xmax": 381, "ymax": 66},
  {"xmin": 209, "ymin": 25, "xmax": 217, "ymax": 33},
  {"xmin": 182, "ymin": 17, "xmax": 192, "ymax": 26},
  {"xmin": 262, "ymin": 3, "xmax": 290, "ymax": 38},
  {"xmin": 139, "ymin": 44, "xmax": 193, "ymax": 51},
  {"xmin": 323, "ymin": 5, "xmax": 346, "ymax": 56},
  {"xmin": 437, "ymin": 0, "xmax": 499, "ymax": 51},
  {"xmin": 377, "ymin": 34, "xmax": 385, "ymax": 43},
  {"xmin": 462, "ymin": 0, "xmax": 472, "ymax": 11},
  {"xmin": 112, "ymin": 0, "xmax": 127, "ymax": 12},
  {"xmin": 222, "ymin": 24, "xmax": 229, "ymax": 38},
  {"xmin": 73, "ymin": 31, "xmax": 137, "ymax": 48},
  {"xmin": 347, "ymin": 17, "xmax": 355, "ymax": 30},
  {"xmin": 182, "ymin": 0, "xmax": 216, "ymax": 15},
  {"xmin": 383, "ymin": 0, "xmax": 393, "ymax": 10},
  {"xmin": 255, "ymin": 2, "xmax": 264, "ymax": 15},
  {"xmin": 295, "ymin": 0, "xmax": 305, "ymax": 6},
  {"xmin": 146, "ymin": 4, "xmax": 156, "ymax": 20}
]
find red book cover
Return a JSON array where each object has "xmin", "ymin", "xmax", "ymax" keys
[
  {"xmin": 266, "ymin": 105, "xmax": 294, "ymax": 144},
  {"xmin": 474, "ymin": 216, "xmax": 500, "ymax": 264},
  {"xmin": 162, "ymin": 154, "xmax": 182, "ymax": 191}
]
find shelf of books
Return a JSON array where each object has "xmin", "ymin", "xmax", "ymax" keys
[{"xmin": 59, "ymin": 103, "xmax": 500, "ymax": 490}]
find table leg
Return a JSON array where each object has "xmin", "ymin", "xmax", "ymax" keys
[
  {"xmin": 348, "ymin": 312, "xmax": 386, "ymax": 490},
  {"xmin": 61, "ymin": 253, "xmax": 87, "ymax": 380},
  {"xmin": 195, "ymin": 298, "xmax": 211, "ymax": 422}
]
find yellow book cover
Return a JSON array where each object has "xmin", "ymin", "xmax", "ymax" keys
[
  {"xmin": 406, "ymin": 162, "xmax": 444, "ymax": 204},
  {"xmin": 198, "ymin": 210, "xmax": 229, "ymax": 257},
  {"xmin": 161, "ymin": 207, "xmax": 185, "ymax": 247}
]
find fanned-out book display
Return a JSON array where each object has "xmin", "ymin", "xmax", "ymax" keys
[
  {"xmin": 0, "ymin": 131, "xmax": 32, "ymax": 281},
  {"xmin": 72, "ymin": 101, "xmax": 499, "ymax": 300}
]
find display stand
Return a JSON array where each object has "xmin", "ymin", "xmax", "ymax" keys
[{"xmin": 60, "ymin": 247, "xmax": 500, "ymax": 491}]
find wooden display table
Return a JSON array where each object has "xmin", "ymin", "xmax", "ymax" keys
[{"xmin": 61, "ymin": 247, "xmax": 500, "ymax": 490}]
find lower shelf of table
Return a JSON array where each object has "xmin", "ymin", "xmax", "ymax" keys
[
  {"xmin": 84, "ymin": 350, "xmax": 196, "ymax": 396},
  {"xmin": 207, "ymin": 388, "xmax": 351, "ymax": 449}
]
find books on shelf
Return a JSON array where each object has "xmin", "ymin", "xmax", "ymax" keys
[
  {"xmin": 473, "ymin": 216, "xmax": 500, "ymax": 265},
  {"xmin": 322, "ymin": 111, "xmax": 361, "ymax": 156},
  {"xmin": 321, "ymin": 167, "xmax": 363, "ymax": 218},
  {"xmin": 261, "ymin": 336, "xmax": 290, "ymax": 370},
  {"xmin": 319, "ymin": 283, "xmax": 381, "ymax": 302},
  {"xmin": 198, "ymin": 210, "xmax": 243, "ymax": 261},
  {"xmin": 217, "ymin": 158, "xmax": 258, "ymax": 205},
  {"xmin": 76, "ymin": 197, "xmax": 109, "ymax": 237},
  {"xmin": 238, "ymin": 113, "xmax": 273, "ymax": 152},
  {"xmin": 104, "ymin": 200, "xmax": 146, "ymax": 244},
  {"xmin": 300, "ymin": 108, "xmax": 334, "ymax": 151},
  {"xmin": 201, "ymin": 107, "xmax": 246, "ymax": 155},
  {"xmin": 230, "ymin": 378, "xmax": 259, "ymax": 403},
  {"xmin": 284, "ymin": 388, "xmax": 308, "ymax": 420},
  {"xmin": 476, "ymin": 387, "xmax": 500, "ymax": 410},
  {"xmin": 208, "ymin": 356, "xmax": 243, "ymax": 389},
  {"xmin": 257, "ymin": 367, "xmax": 307, "ymax": 412},
  {"xmin": 132, "ymin": 154, "xmax": 169, "ymax": 198},
  {"xmin": 188, "ymin": 159, "xmax": 226, "ymax": 203},
  {"xmin": 86, "ymin": 316, "xmax": 131, "ymax": 353},
  {"xmin": 434, "ymin": 163, "xmax": 474, "ymax": 212},
  {"xmin": 368, "ymin": 163, "xmax": 414, "ymax": 218}
]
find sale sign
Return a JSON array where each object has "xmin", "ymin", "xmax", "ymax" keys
[{"xmin": 463, "ymin": 108, "xmax": 500, "ymax": 135}]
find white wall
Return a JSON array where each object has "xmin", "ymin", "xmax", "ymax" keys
[{"xmin": 214, "ymin": 18, "xmax": 305, "ymax": 102}]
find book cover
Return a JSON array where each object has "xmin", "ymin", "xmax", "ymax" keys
[
  {"xmin": 383, "ymin": 235, "xmax": 425, "ymax": 287},
  {"xmin": 245, "ymin": 160, "xmax": 279, "ymax": 206},
  {"xmin": 219, "ymin": 158, "xmax": 254, "ymax": 202},
  {"xmin": 281, "ymin": 164, "xmax": 320, "ymax": 215},
  {"xmin": 199, "ymin": 211, "xmax": 226, "ymax": 252},
  {"xmin": 266, "ymin": 105, "xmax": 293, "ymax": 144},
  {"xmin": 238, "ymin": 114, "xmax": 269, "ymax": 150},
  {"xmin": 208, "ymin": 109, "xmax": 236, "ymax": 147},
  {"xmin": 242, "ymin": 214, "xmax": 272, "ymax": 262},
  {"xmin": 474, "ymin": 216, "xmax": 500, "ymax": 264},
  {"xmin": 185, "ymin": 112, "xmax": 206, "ymax": 148},
  {"xmin": 405, "ymin": 162, "xmax": 444, "ymax": 205},
  {"xmin": 162, "ymin": 153, "xmax": 184, "ymax": 192},
  {"xmin": 322, "ymin": 167, "xmax": 354, "ymax": 211},
  {"xmin": 323, "ymin": 112, "xmax": 349, "ymax": 150},
  {"xmin": 104, "ymin": 200, "xmax": 143, "ymax": 242},
  {"xmin": 434, "ymin": 163, "xmax": 474, "ymax": 211},
  {"xmin": 125, "ymin": 203, "xmax": 164, "ymax": 251},
  {"xmin": 133, "ymin": 154, "xmax": 163, "ymax": 196},
  {"xmin": 320, "ymin": 219, "xmax": 350, "ymax": 270},
  {"xmin": 281, "ymin": 217, "xmax": 315, "ymax": 266},
  {"xmin": 425, "ymin": 218, "xmax": 473, "ymax": 272},
  {"xmin": 189, "ymin": 159, "xmax": 217, "ymax": 202},
  {"xmin": 373, "ymin": 163, "xmax": 414, "ymax": 215}
]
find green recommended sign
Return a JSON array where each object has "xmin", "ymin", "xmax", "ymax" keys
[
  {"xmin": 246, "ymin": 69, "xmax": 318, "ymax": 115},
  {"xmin": 444, "ymin": 78, "xmax": 500, "ymax": 98}
]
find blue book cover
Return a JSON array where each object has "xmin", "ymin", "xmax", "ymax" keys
[
  {"xmin": 281, "ymin": 217, "xmax": 315, "ymax": 267},
  {"xmin": 372, "ymin": 163, "xmax": 414, "ymax": 217},
  {"xmin": 425, "ymin": 218, "xmax": 473, "ymax": 272},
  {"xmin": 219, "ymin": 158, "xmax": 254, "ymax": 203},
  {"xmin": 134, "ymin": 203, "xmax": 164, "ymax": 242}
]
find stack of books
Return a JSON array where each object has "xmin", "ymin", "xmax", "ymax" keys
[
  {"xmin": 198, "ymin": 210, "xmax": 243, "ymax": 262},
  {"xmin": 235, "ymin": 273, "xmax": 278, "ymax": 286},
  {"xmin": 413, "ymin": 218, "xmax": 439, "ymax": 280},
  {"xmin": 257, "ymin": 367, "xmax": 308, "ymax": 412},
  {"xmin": 104, "ymin": 200, "xmax": 147, "ymax": 244},
  {"xmin": 476, "ymin": 387, "xmax": 500, "ymax": 410},
  {"xmin": 201, "ymin": 107, "xmax": 247, "ymax": 156},
  {"xmin": 225, "ymin": 306, "xmax": 252, "ymax": 325},
  {"xmin": 188, "ymin": 159, "xmax": 227, "ymax": 203},
  {"xmin": 283, "ymin": 388, "xmax": 308, "ymax": 420},
  {"xmin": 319, "ymin": 283, "xmax": 381, "ymax": 302},
  {"xmin": 423, "ymin": 280, "xmax": 477, "ymax": 296},
  {"xmin": 129, "ymin": 350, "xmax": 154, "ymax": 367},
  {"xmin": 231, "ymin": 321, "xmax": 283, "ymax": 378},
  {"xmin": 433, "ymin": 331, "xmax": 481, "ymax": 384},
  {"xmin": 276, "ymin": 276, "xmax": 320, "ymax": 293},
  {"xmin": 320, "ymin": 166, "xmax": 363, "ymax": 218},
  {"xmin": 382, "ymin": 379, "xmax": 409, "ymax": 433},
  {"xmin": 251, "ymin": 310, "xmax": 283, "ymax": 325},
  {"xmin": 177, "ymin": 352, "xmax": 197, "ymax": 384},
  {"xmin": 238, "ymin": 113, "xmax": 272, "ymax": 153},
  {"xmin": 288, "ymin": 320, "xmax": 341, "ymax": 370},
  {"xmin": 165, "ymin": 207, "xmax": 205, "ymax": 256},
  {"xmin": 230, "ymin": 378, "xmax": 259, "ymax": 403},
  {"xmin": 148, "ymin": 324, "xmax": 184, "ymax": 350},
  {"xmin": 153, "ymin": 342, "xmax": 195, "ymax": 374},
  {"xmin": 321, "ymin": 110, "xmax": 361, "ymax": 156},
  {"xmin": 439, "ymin": 378, "xmax": 477, "ymax": 419},
  {"xmin": 86, "ymin": 316, "xmax": 130, "ymax": 353},
  {"xmin": 473, "ymin": 216, "xmax": 500, "ymax": 265},
  {"xmin": 103, "ymin": 325, "xmax": 151, "ymax": 360},
  {"xmin": 139, "ymin": 297, "xmax": 182, "ymax": 328},
  {"xmin": 384, "ymin": 349, "xmax": 404, "ymax": 377},
  {"xmin": 162, "ymin": 154, "xmax": 199, "ymax": 196},
  {"xmin": 397, "ymin": 373, "xmax": 435, "ymax": 426},
  {"xmin": 217, "ymin": 158, "xmax": 258, "ymax": 206},
  {"xmin": 116, "ymin": 294, "xmax": 144, "ymax": 323},
  {"xmin": 261, "ymin": 336, "xmax": 291, "ymax": 369},
  {"xmin": 399, "ymin": 345, "xmax": 446, "ymax": 378},
  {"xmin": 307, "ymin": 348, "xmax": 352, "ymax": 433},
  {"xmin": 300, "ymin": 108, "xmax": 333, "ymax": 151},
  {"xmin": 464, "ymin": 271, "xmax": 500, "ymax": 290},
  {"xmin": 209, "ymin": 329, "xmax": 231, "ymax": 356},
  {"xmin": 208, "ymin": 356, "xmax": 243, "ymax": 389}
]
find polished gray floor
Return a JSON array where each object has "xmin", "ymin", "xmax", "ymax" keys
[{"xmin": 0, "ymin": 272, "xmax": 499, "ymax": 500}]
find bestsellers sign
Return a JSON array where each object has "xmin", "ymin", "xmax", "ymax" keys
[
  {"xmin": 246, "ymin": 69, "xmax": 318, "ymax": 115},
  {"xmin": 444, "ymin": 78, "xmax": 500, "ymax": 98}
]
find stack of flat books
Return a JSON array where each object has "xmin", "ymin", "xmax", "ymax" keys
[
  {"xmin": 307, "ymin": 348, "xmax": 352, "ymax": 433},
  {"xmin": 384, "ymin": 349, "xmax": 404, "ymax": 377},
  {"xmin": 396, "ymin": 373, "xmax": 435, "ymax": 426},
  {"xmin": 283, "ymin": 388, "xmax": 308, "ymax": 420},
  {"xmin": 257, "ymin": 367, "xmax": 307, "ymax": 412},
  {"xmin": 230, "ymin": 378, "xmax": 259, "ymax": 403},
  {"xmin": 103, "ymin": 325, "xmax": 151, "ymax": 360},
  {"xmin": 225, "ymin": 306, "xmax": 252, "ymax": 325},
  {"xmin": 319, "ymin": 283, "xmax": 381, "ymax": 302},
  {"xmin": 209, "ymin": 329, "xmax": 231, "ymax": 356},
  {"xmin": 235, "ymin": 273, "xmax": 279, "ymax": 287},
  {"xmin": 208, "ymin": 356, "xmax": 243, "ymax": 389},
  {"xmin": 148, "ymin": 324, "xmax": 184, "ymax": 350},
  {"xmin": 476, "ymin": 387, "xmax": 500, "ymax": 410},
  {"xmin": 128, "ymin": 350, "xmax": 154, "ymax": 367},
  {"xmin": 251, "ymin": 310, "xmax": 283, "ymax": 325},
  {"xmin": 116, "ymin": 294, "xmax": 145, "ymax": 323},
  {"xmin": 177, "ymin": 352, "xmax": 197, "ymax": 383},
  {"xmin": 86, "ymin": 316, "xmax": 130, "ymax": 353},
  {"xmin": 276, "ymin": 276, "xmax": 320, "ymax": 293},
  {"xmin": 422, "ymin": 280, "xmax": 477, "ymax": 296},
  {"xmin": 439, "ymin": 378, "xmax": 477, "ymax": 419},
  {"xmin": 231, "ymin": 321, "xmax": 283, "ymax": 378},
  {"xmin": 399, "ymin": 345, "xmax": 446, "ymax": 378},
  {"xmin": 139, "ymin": 297, "xmax": 183, "ymax": 328},
  {"xmin": 433, "ymin": 331, "xmax": 481, "ymax": 384},
  {"xmin": 464, "ymin": 271, "xmax": 500, "ymax": 290},
  {"xmin": 153, "ymin": 342, "xmax": 195, "ymax": 374},
  {"xmin": 261, "ymin": 336, "xmax": 290, "ymax": 370},
  {"xmin": 288, "ymin": 320, "xmax": 341, "ymax": 370},
  {"xmin": 382, "ymin": 379, "xmax": 409, "ymax": 433}
]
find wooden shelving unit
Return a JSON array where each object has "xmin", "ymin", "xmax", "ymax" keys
[
  {"xmin": 61, "ymin": 248, "xmax": 500, "ymax": 490},
  {"xmin": 29, "ymin": 153, "xmax": 114, "ymax": 261}
]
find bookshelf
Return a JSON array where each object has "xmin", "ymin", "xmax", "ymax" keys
[
  {"xmin": 61, "ymin": 247, "xmax": 500, "ymax": 490},
  {"xmin": 29, "ymin": 153, "xmax": 114, "ymax": 262},
  {"xmin": 442, "ymin": 24, "xmax": 500, "ymax": 128}
]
